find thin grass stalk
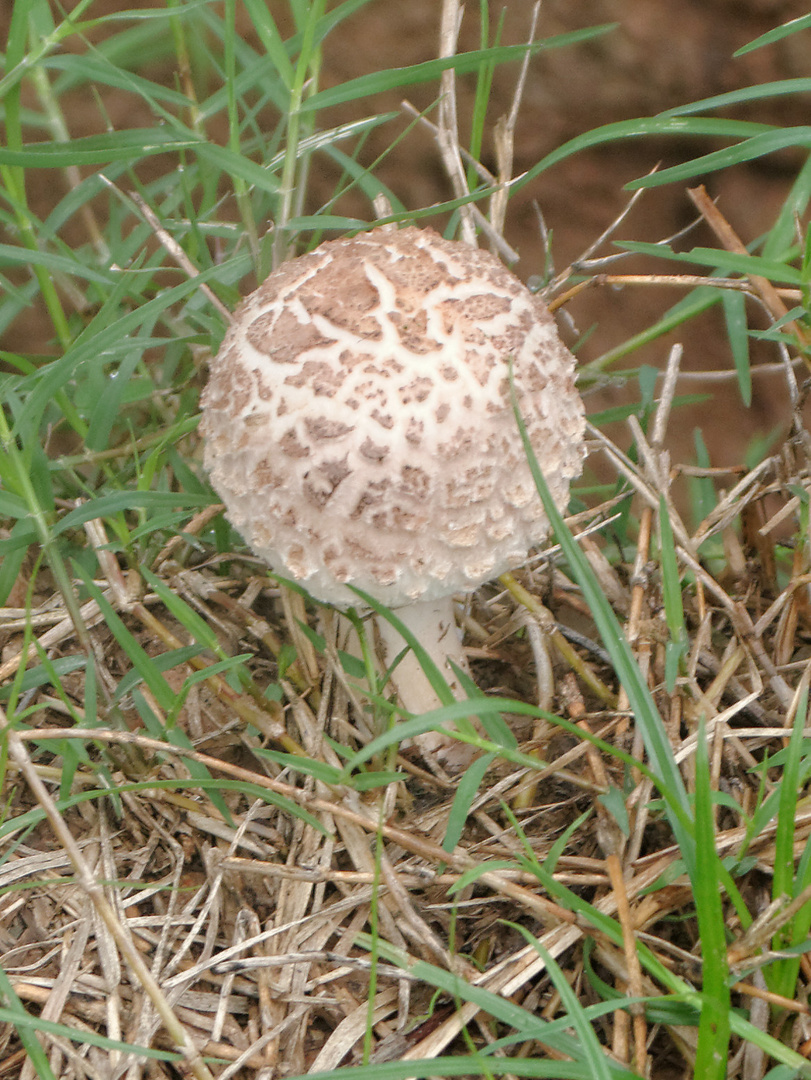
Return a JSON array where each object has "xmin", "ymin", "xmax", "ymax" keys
[
  {"xmin": 224, "ymin": 0, "xmax": 260, "ymax": 266},
  {"xmin": 510, "ymin": 374, "xmax": 696, "ymax": 868},
  {"xmin": 272, "ymin": 0, "xmax": 328, "ymax": 268},
  {"xmin": 0, "ymin": 704, "xmax": 217, "ymax": 1079},
  {"xmin": 692, "ymin": 718, "xmax": 731, "ymax": 1079}
]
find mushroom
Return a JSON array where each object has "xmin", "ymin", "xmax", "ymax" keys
[{"xmin": 200, "ymin": 225, "xmax": 585, "ymax": 757}]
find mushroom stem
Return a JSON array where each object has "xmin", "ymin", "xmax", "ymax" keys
[
  {"xmin": 331, "ymin": 600, "xmax": 475, "ymax": 765},
  {"xmin": 374, "ymin": 597, "xmax": 475, "ymax": 760}
]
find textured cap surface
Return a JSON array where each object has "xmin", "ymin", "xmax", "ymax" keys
[{"xmin": 200, "ymin": 226, "xmax": 586, "ymax": 607}]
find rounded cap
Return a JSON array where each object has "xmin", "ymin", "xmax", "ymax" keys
[{"xmin": 201, "ymin": 226, "xmax": 586, "ymax": 607}]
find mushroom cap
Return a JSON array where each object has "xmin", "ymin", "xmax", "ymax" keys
[{"xmin": 200, "ymin": 225, "xmax": 585, "ymax": 608}]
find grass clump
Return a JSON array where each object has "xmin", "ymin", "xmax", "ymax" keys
[{"xmin": 3, "ymin": 2, "xmax": 811, "ymax": 1078}]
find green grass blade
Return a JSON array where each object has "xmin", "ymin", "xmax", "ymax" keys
[
  {"xmin": 442, "ymin": 752, "xmax": 496, "ymax": 853},
  {"xmin": 44, "ymin": 52, "xmax": 196, "ymax": 108},
  {"xmin": 354, "ymin": 935, "xmax": 639, "ymax": 1078},
  {"xmin": 659, "ymin": 78, "xmax": 811, "ymax": 117},
  {"xmin": 0, "ymin": 965, "xmax": 59, "ymax": 1079},
  {"xmin": 768, "ymin": 684, "xmax": 809, "ymax": 999},
  {"xmin": 139, "ymin": 567, "xmax": 225, "ymax": 657},
  {"xmin": 239, "ymin": 0, "xmax": 294, "ymax": 87},
  {"xmin": 773, "ymin": 687, "xmax": 807, "ymax": 904},
  {"xmin": 692, "ymin": 719, "xmax": 731, "ymax": 1080},
  {"xmin": 53, "ymin": 493, "xmax": 214, "ymax": 537},
  {"xmin": 10, "ymin": 266, "xmax": 223, "ymax": 441},
  {"xmin": 762, "ymin": 156, "xmax": 811, "ymax": 259},
  {"xmin": 721, "ymin": 288, "xmax": 752, "ymax": 406},
  {"xmin": 0, "ymin": 129, "xmax": 198, "ymax": 166},
  {"xmin": 514, "ymin": 117, "xmax": 773, "ymax": 192},
  {"xmin": 73, "ymin": 570, "xmax": 177, "ymax": 712},
  {"xmin": 658, "ymin": 496, "xmax": 686, "ymax": 693},
  {"xmin": 509, "ymin": 378, "xmax": 696, "ymax": 870},
  {"xmin": 303, "ymin": 30, "xmax": 615, "ymax": 111},
  {"xmin": 0, "ymin": 997, "xmax": 184, "ymax": 1062},
  {"xmin": 617, "ymin": 241, "xmax": 803, "ymax": 285},
  {"xmin": 734, "ymin": 14, "xmax": 811, "ymax": 55},
  {"xmin": 626, "ymin": 128, "xmax": 811, "ymax": 189},
  {"xmin": 296, "ymin": 1061, "xmax": 628, "ymax": 1080},
  {"xmin": 508, "ymin": 926, "xmax": 613, "ymax": 1080},
  {"xmin": 349, "ymin": 588, "xmax": 457, "ymax": 708}
]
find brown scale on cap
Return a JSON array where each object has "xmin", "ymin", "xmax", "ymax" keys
[{"xmin": 200, "ymin": 225, "xmax": 586, "ymax": 608}]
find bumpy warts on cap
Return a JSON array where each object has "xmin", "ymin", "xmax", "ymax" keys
[{"xmin": 200, "ymin": 225, "xmax": 586, "ymax": 609}]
